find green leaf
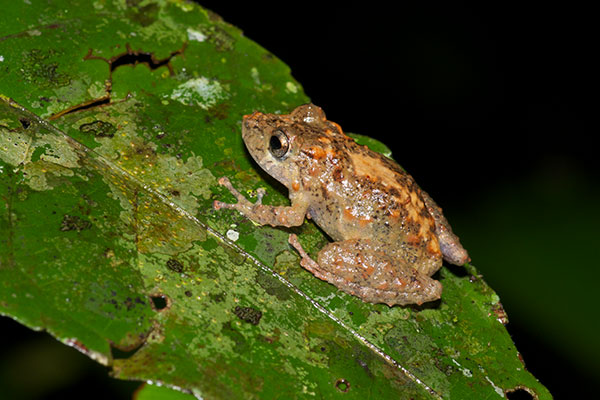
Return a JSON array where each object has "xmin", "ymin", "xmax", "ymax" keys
[{"xmin": 0, "ymin": 1, "xmax": 550, "ymax": 399}]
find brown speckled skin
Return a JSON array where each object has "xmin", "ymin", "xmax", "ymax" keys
[{"xmin": 214, "ymin": 104, "xmax": 469, "ymax": 306}]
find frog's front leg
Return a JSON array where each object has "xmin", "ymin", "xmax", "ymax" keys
[
  {"xmin": 289, "ymin": 234, "xmax": 442, "ymax": 306},
  {"xmin": 214, "ymin": 177, "xmax": 308, "ymax": 227}
]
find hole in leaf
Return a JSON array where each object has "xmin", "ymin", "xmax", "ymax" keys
[
  {"xmin": 110, "ymin": 51, "xmax": 170, "ymax": 72},
  {"xmin": 19, "ymin": 118, "xmax": 31, "ymax": 129},
  {"xmin": 150, "ymin": 294, "xmax": 169, "ymax": 311},
  {"xmin": 110, "ymin": 341, "xmax": 144, "ymax": 360},
  {"xmin": 506, "ymin": 386, "xmax": 537, "ymax": 400},
  {"xmin": 335, "ymin": 378, "xmax": 350, "ymax": 393},
  {"xmin": 84, "ymin": 42, "xmax": 186, "ymax": 76}
]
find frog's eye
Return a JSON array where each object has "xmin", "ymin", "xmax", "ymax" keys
[{"xmin": 269, "ymin": 130, "xmax": 290, "ymax": 159}]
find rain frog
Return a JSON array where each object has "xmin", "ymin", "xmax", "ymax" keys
[{"xmin": 214, "ymin": 104, "xmax": 469, "ymax": 306}]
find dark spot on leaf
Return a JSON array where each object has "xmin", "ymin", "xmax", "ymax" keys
[
  {"xmin": 60, "ymin": 214, "xmax": 92, "ymax": 232},
  {"xmin": 150, "ymin": 294, "xmax": 168, "ymax": 311},
  {"xmin": 233, "ymin": 306, "xmax": 262, "ymax": 325},
  {"xmin": 79, "ymin": 120, "xmax": 116, "ymax": 138},
  {"xmin": 126, "ymin": 1, "xmax": 159, "ymax": 27},
  {"xmin": 19, "ymin": 118, "xmax": 31, "ymax": 129},
  {"xmin": 166, "ymin": 258, "xmax": 184, "ymax": 273},
  {"xmin": 209, "ymin": 292, "xmax": 225, "ymax": 303},
  {"xmin": 335, "ymin": 378, "xmax": 350, "ymax": 393},
  {"xmin": 255, "ymin": 271, "xmax": 291, "ymax": 301},
  {"xmin": 124, "ymin": 297, "xmax": 135, "ymax": 311},
  {"xmin": 506, "ymin": 387, "xmax": 536, "ymax": 400},
  {"xmin": 109, "ymin": 298, "xmax": 119, "ymax": 310}
]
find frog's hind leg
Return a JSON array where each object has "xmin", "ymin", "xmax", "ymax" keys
[
  {"xmin": 288, "ymin": 234, "xmax": 331, "ymax": 281},
  {"xmin": 288, "ymin": 234, "xmax": 442, "ymax": 306},
  {"xmin": 420, "ymin": 190, "xmax": 470, "ymax": 265}
]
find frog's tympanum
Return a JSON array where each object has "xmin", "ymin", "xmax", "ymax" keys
[{"xmin": 214, "ymin": 104, "xmax": 469, "ymax": 306}]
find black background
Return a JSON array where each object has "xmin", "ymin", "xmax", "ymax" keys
[{"xmin": 1, "ymin": 1, "xmax": 595, "ymax": 399}]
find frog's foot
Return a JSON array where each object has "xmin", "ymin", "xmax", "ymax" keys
[
  {"xmin": 288, "ymin": 234, "xmax": 329, "ymax": 279},
  {"xmin": 213, "ymin": 176, "xmax": 263, "ymax": 212}
]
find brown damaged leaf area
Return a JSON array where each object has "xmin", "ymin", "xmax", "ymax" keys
[{"xmin": 49, "ymin": 42, "xmax": 187, "ymax": 120}]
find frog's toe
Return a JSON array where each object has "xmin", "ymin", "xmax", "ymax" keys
[
  {"xmin": 255, "ymin": 187, "xmax": 266, "ymax": 204},
  {"xmin": 213, "ymin": 200, "xmax": 234, "ymax": 210}
]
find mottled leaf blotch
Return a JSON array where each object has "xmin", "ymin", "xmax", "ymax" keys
[{"xmin": 233, "ymin": 306, "xmax": 262, "ymax": 325}]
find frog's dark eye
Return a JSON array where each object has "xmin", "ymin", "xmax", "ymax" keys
[{"xmin": 269, "ymin": 130, "xmax": 290, "ymax": 159}]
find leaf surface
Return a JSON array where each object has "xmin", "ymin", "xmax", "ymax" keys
[{"xmin": 0, "ymin": 1, "xmax": 550, "ymax": 399}]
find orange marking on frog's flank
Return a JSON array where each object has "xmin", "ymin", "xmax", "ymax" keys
[
  {"xmin": 406, "ymin": 233, "xmax": 421, "ymax": 246},
  {"xmin": 407, "ymin": 203, "xmax": 420, "ymax": 221},
  {"xmin": 291, "ymin": 180, "xmax": 300, "ymax": 191},
  {"xmin": 388, "ymin": 208, "xmax": 401, "ymax": 218},
  {"xmin": 318, "ymin": 136, "xmax": 332, "ymax": 144},
  {"xmin": 415, "ymin": 211, "xmax": 436, "ymax": 237},
  {"xmin": 376, "ymin": 282, "xmax": 390, "ymax": 290},
  {"xmin": 343, "ymin": 207, "xmax": 356, "ymax": 221},
  {"xmin": 343, "ymin": 207, "xmax": 373, "ymax": 226},
  {"xmin": 410, "ymin": 191, "xmax": 425, "ymax": 210},
  {"xmin": 427, "ymin": 239, "xmax": 441, "ymax": 255},
  {"xmin": 358, "ymin": 215, "xmax": 373, "ymax": 227}
]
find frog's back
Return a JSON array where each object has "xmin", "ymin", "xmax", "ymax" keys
[{"xmin": 303, "ymin": 134, "xmax": 441, "ymax": 259}]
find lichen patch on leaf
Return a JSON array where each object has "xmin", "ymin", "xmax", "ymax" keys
[
  {"xmin": 72, "ymin": 98, "xmax": 216, "ymax": 216},
  {"xmin": 0, "ymin": 105, "xmax": 81, "ymax": 191},
  {"xmin": 169, "ymin": 77, "xmax": 229, "ymax": 110}
]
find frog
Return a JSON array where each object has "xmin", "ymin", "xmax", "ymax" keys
[{"xmin": 213, "ymin": 104, "xmax": 469, "ymax": 306}]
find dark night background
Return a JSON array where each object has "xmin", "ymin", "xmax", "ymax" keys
[{"xmin": 1, "ymin": 1, "xmax": 596, "ymax": 399}]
